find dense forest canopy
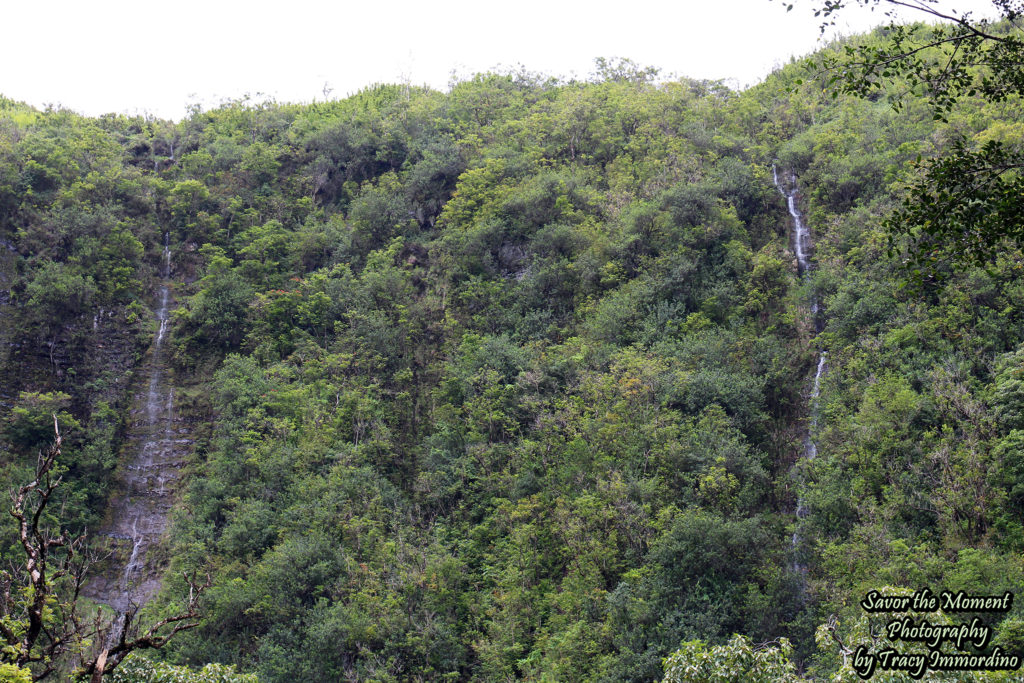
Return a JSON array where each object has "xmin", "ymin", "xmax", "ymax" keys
[{"xmin": 0, "ymin": 22, "xmax": 1022, "ymax": 682}]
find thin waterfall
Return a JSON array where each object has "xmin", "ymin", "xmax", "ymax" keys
[
  {"xmin": 85, "ymin": 231, "xmax": 191, "ymax": 615},
  {"xmin": 773, "ymin": 165, "xmax": 812, "ymax": 276},
  {"xmin": 104, "ymin": 612, "xmax": 127, "ymax": 651},
  {"xmin": 122, "ymin": 518, "xmax": 142, "ymax": 593},
  {"xmin": 773, "ymin": 165, "xmax": 827, "ymax": 578},
  {"xmin": 792, "ymin": 353, "xmax": 827, "ymax": 555}
]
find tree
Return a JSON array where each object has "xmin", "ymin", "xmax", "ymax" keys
[
  {"xmin": 661, "ymin": 634, "xmax": 803, "ymax": 682},
  {"xmin": 0, "ymin": 417, "xmax": 208, "ymax": 681},
  {"xmin": 809, "ymin": 1, "xmax": 1023, "ymax": 108},
  {"xmin": 109, "ymin": 654, "xmax": 257, "ymax": 682},
  {"xmin": 590, "ymin": 57, "xmax": 661, "ymax": 84},
  {"xmin": 786, "ymin": 0, "xmax": 1024, "ymax": 281},
  {"xmin": 176, "ymin": 245, "xmax": 253, "ymax": 353}
]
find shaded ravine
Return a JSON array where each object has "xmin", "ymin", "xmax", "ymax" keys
[
  {"xmin": 773, "ymin": 165, "xmax": 827, "ymax": 578},
  {"xmin": 84, "ymin": 233, "xmax": 191, "ymax": 613}
]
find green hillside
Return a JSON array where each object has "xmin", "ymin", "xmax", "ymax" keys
[{"xmin": 0, "ymin": 30, "xmax": 1021, "ymax": 682}]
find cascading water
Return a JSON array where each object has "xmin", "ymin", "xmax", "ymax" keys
[
  {"xmin": 792, "ymin": 353, "xmax": 826, "ymax": 559},
  {"xmin": 773, "ymin": 165, "xmax": 812, "ymax": 276},
  {"xmin": 773, "ymin": 165, "xmax": 827, "ymax": 577},
  {"xmin": 84, "ymin": 231, "xmax": 192, "ymax": 614}
]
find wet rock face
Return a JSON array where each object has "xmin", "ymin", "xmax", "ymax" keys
[
  {"xmin": 773, "ymin": 168, "xmax": 828, "ymax": 581},
  {"xmin": 84, "ymin": 234, "xmax": 191, "ymax": 613}
]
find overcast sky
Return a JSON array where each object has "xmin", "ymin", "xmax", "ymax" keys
[{"xmin": 1, "ymin": 0, "xmax": 1002, "ymax": 121}]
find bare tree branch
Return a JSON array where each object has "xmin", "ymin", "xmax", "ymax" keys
[
  {"xmin": 0, "ymin": 417, "xmax": 209, "ymax": 681},
  {"xmin": 79, "ymin": 572, "xmax": 212, "ymax": 681}
]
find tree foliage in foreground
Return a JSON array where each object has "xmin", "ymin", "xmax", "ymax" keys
[{"xmin": 794, "ymin": 0, "xmax": 1024, "ymax": 280}]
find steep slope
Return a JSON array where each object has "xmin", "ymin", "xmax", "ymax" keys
[
  {"xmin": 83, "ymin": 233, "xmax": 191, "ymax": 613},
  {"xmin": 0, "ymin": 44, "xmax": 1022, "ymax": 682}
]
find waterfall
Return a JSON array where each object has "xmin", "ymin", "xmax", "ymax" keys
[
  {"xmin": 156, "ymin": 288, "xmax": 169, "ymax": 345},
  {"xmin": 772, "ymin": 165, "xmax": 812, "ymax": 276},
  {"xmin": 162, "ymin": 231, "xmax": 171, "ymax": 277},
  {"xmin": 85, "ymin": 230, "xmax": 191, "ymax": 615},
  {"xmin": 104, "ymin": 612, "xmax": 127, "ymax": 651},
  {"xmin": 773, "ymin": 165, "xmax": 827, "ymax": 578},
  {"xmin": 122, "ymin": 518, "xmax": 143, "ymax": 592}
]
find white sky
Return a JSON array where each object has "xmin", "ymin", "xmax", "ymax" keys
[{"xmin": 0, "ymin": 0, "xmax": 1003, "ymax": 121}]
